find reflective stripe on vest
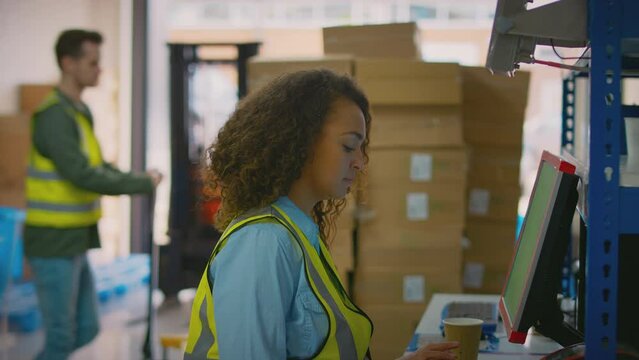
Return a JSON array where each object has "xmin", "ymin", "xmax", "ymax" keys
[
  {"xmin": 184, "ymin": 205, "xmax": 374, "ymax": 359},
  {"xmin": 25, "ymin": 91, "xmax": 103, "ymax": 228}
]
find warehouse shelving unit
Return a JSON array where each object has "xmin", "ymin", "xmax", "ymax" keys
[{"xmin": 560, "ymin": 1, "xmax": 639, "ymax": 358}]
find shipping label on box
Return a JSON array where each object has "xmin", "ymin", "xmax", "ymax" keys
[
  {"xmin": 354, "ymin": 267, "xmax": 462, "ymax": 306},
  {"xmin": 468, "ymin": 188, "xmax": 490, "ymax": 215},
  {"xmin": 410, "ymin": 153, "xmax": 433, "ymax": 182},
  {"xmin": 367, "ymin": 148, "xmax": 467, "ymax": 187},
  {"xmin": 403, "ymin": 275, "xmax": 425, "ymax": 303},
  {"xmin": 462, "ymin": 262, "xmax": 485, "ymax": 289},
  {"xmin": 406, "ymin": 192, "xmax": 429, "ymax": 221},
  {"xmin": 462, "ymin": 262, "xmax": 508, "ymax": 294},
  {"xmin": 361, "ymin": 183, "xmax": 466, "ymax": 229},
  {"xmin": 466, "ymin": 185, "xmax": 520, "ymax": 221}
]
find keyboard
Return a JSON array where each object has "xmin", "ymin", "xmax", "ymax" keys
[
  {"xmin": 446, "ymin": 302, "xmax": 497, "ymax": 323},
  {"xmin": 440, "ymin": 301, "xmax": 500, "ymax": 335}
]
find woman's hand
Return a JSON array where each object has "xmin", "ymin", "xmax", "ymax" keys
[{"xmin": 397, "ymin": 341, "xmax": 459, "ymax": 360}]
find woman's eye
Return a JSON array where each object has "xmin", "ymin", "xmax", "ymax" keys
[{"xmin": 343, "ymin": 145, "xmax": 355, "ymax": 153}]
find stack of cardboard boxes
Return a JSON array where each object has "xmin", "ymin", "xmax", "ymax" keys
[
  {"xmin": 247, "ymin": 23, "xmax": 470, "ymax": 358},
  {"xmin": 0, "ymin": 84, "xmax": 53, "ymax": 209},
  {"xmin": 330, "ymin": 196, "xmax": 356, "ymax": 293},
  {"xmin": 354, "ymin": 60, "xmax": 466, "ymax": 359},
  {"xmin": 0, "ymin": 115, "xmax": 30, "ymax": 209},
  {"xmin": 460, "ymin": 67, "xmax": 530, "ymax": 294}
]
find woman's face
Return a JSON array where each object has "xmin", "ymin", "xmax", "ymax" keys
[{"xmin": 301, "ymin": 97, "xmax": 366, "ymax": 201}]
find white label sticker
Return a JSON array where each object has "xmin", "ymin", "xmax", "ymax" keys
[
  {"xmin": 410, "ymin": 153, "xmax": 433, "ymax": 182},
  {"xmin": 468, "ymin": 188, "xmax": 491, "ymax": 215},
  {"xmin": 463, "ymin": 262, "xmax": 485, "ymax": 289},
  {"xmin": 403, "ymin": 275, "xmax": 425, "ymax": 303},
  {"xmin": 406, "ymin": 193, "xmax": 429, "ymax": 221}
]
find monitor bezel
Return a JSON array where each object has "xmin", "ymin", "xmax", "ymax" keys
[{"xmin": 499, "ymin": 151, "xmax": 577, "ymax": 344}]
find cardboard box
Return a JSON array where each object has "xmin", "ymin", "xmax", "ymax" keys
[
  {"xmin": 0, "ymin": 115, "xmax": 30, "ymax": 208},
  {"xmin": 367, "ymin": 148, "xmax": 467, "ymax": 187},
  {"xmin": 357, "ymin": 242, "xmax": 462, "ymax": 272},
  {"xmin": 369, "ymin": 105, "xmax": 463, "ymax": 148},
  {"xmin": 337, "ymin": 268, "xmax": 352, "ymax": 295},
  {"xmin": 463, "ymin": 114, "xmax": 524, "ymax": 146},
  {"xmin": 19, "ymin": 84, "xmax": 55, "ymax": 115},
  {"xmin": 462, "ymin": 67, "xmax": 530, "ymax": 107},
  {"xmin": 468, "ymin": 146, "xmax": 522, "ymax": 185},
  {"xmin": 334, "ymin": 194, "xmax": 356, "ymax": 231},
  {"xmin": 361, "ymin": 304, "xmax": 426, "ymax": 357},
  {"xmin": 463, "ymin": 261, "xmax": 508, "ymax": 294},
  {"xmin": 358, "ymin": 226, "xmax": 463, "ymax": 248},
  {"xmin": 461, "ymin": 67, "xmax": 528, "ymax": 147},
  {"xmin": 330, "ymin": 229, "xmax": 354, "ymax": 271},
  {"xmin": 323, "ymin": 22, "xmax": 420, "ymax": 59},
  {"xmin": 0, "ymin": 190, "xmax": 26, "ymax": 209},
  {"xmin": 355, "ymin": 60, "xmax": 461, "ymax": 106},
  {"xmin": 247, "ymin": 56, "xmax": 353, "ymax": 93},
  {"xmin": 359, "ymin": 183, "xmax": 466, "ymax": 230},
  {"xmin": 466, "ymin": 185, "xmax": 520, "ymax": 222},
  {"xmin": 463, "ymin": 220, "xmax": 518, "ymax": 269},
  {"xmin": 354, "ymin": 267, "xmax": 462, "ymax": 306}
]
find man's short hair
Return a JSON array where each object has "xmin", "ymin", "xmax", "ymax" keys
[{"xmin": 55, "ymin": 29, "xmax": 103, "ymax": 69}]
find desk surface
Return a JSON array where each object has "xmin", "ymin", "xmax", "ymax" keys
[{"xmin": 413, "ymin": 294, "xmax": 563, "ymax": 360}]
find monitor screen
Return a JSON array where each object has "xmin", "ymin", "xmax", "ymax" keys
[
  {"xmin": 499, "ymin": 151, "xmax": 582, "ymax": 346},
  {"xmin": 502, "ymin": 161, "xmax": 556, "ymax": 322}
]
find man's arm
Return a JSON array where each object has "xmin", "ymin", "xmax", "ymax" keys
[{"xmin": 34, "ymin": 106, "xmax": 154, "ymax": 195}]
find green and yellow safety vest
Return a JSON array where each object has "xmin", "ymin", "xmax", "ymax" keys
[
  {"xmin": 184, "ymin": 204, "xmax": 373, "ymax": 359},
  {"xmin": 25, "ymin": 91, "xmax": 103, "ymax": 227}
]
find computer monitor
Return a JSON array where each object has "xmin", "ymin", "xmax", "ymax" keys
[{"xmin": 499, "ymin": 151, "xmax": 583, "ymax": 346}]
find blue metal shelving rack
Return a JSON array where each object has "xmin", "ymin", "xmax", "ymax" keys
[{"xmin": 561, "ymin": 1, "xmax": 639, "ymax": 358}]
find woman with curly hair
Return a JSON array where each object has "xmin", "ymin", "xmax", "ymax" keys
[{"xmin": 184, "ymin": 69, "xmax": 458, "ymax": 360}]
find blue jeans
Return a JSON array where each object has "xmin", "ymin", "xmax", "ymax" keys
[{"xmin": 28, "ymin": 254, "xmax": 100, "ymax": 360}]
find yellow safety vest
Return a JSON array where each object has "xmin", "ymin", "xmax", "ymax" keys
[
  {"xmin": 25, "ymin": 91, "xmax": 103, "ymax": 227},
  {"xmin": 184, "ymin": 205, "xmax": 374, "ymax": 359}
]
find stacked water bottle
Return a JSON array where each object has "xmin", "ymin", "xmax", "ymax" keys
[
  {"xmin": 1, "ymin": 206, "xmax": 153, "ymax": 333},
  {"xmin": 0, "ymin": 207, "xmax": 42, "ymax": 333},
  {"xmin": 93, "ymin": 254, "xmax": 150, "ymax": 304}
]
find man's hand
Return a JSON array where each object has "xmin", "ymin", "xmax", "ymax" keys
[
  {"xmin": 398, "ymin": 341, "xmax": 459, "ymax": 360},
  {"xmin": 147, "ymin": 169, "xmax": 163, "ymax": 187}
]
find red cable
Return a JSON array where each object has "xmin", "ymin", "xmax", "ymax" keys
[{"xmin": 533, "ymin": 58, "xmax": 589, "ymax": 72}]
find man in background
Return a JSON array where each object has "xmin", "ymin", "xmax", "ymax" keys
[{"xmin": 24, "ymin": 29, "xmax": 162, "ymax": 359}]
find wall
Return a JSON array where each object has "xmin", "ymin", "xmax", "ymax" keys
[{"xmin": 0, "ymin": 0, "xmax": 131, "ymax": 262}]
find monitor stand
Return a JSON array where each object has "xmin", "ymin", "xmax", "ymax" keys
[{"xmin": 535, "ymin": 302, "xmax": 584, "ymax": 347}]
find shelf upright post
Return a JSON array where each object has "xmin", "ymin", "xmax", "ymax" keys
[{"xmin": 585, "ymin": 0, "xmax": 623, "ymax": 358}]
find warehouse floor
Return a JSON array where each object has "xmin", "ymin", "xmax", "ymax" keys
[{"xmin": 1, "ymin": 287, "xmax": 191, "ymax": 360}]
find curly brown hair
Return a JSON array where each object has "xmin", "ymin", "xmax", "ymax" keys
[{"xmin": 205, "ymin": 68, "xmax": 371, "ymax": 244}]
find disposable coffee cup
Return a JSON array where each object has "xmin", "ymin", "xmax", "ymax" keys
[{"xmin": 443, "ymin": 317, "xmax": 483, "ymax": 360}]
